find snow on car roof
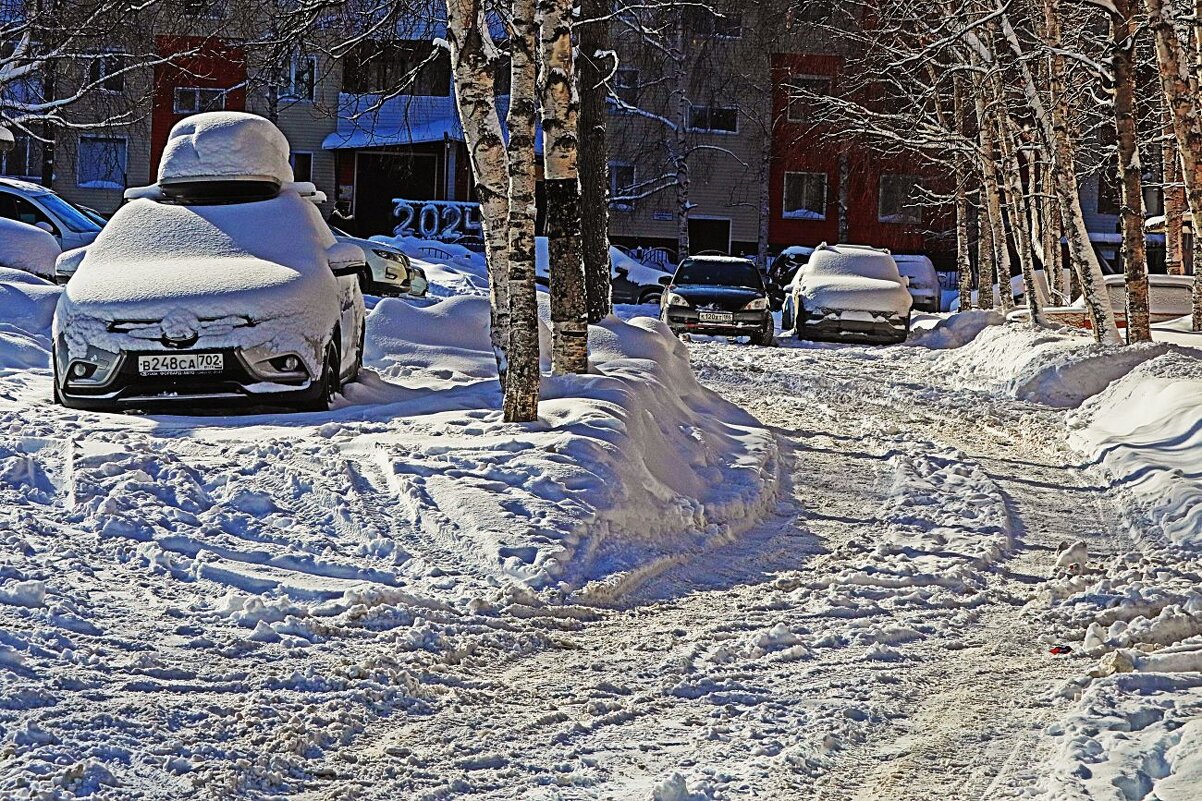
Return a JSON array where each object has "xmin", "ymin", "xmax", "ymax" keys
[{"xmin": 158, "ymin": 112, "xmax": 294, "ymax": 187}]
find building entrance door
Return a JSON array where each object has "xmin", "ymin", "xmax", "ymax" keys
[
  {"xmin": 687, "ymin": 217, "xmax": 731, "ymax": 255},
  {"xmin": 353, "ymin": 152, "xmax": 439, "ymax": 237}
]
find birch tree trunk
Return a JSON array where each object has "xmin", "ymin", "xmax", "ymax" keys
[
  {"xmin": 672, "ymin": 17, "xmax": 690, "ymax": 258},
  {"xmin": 978, "ymin": 199, "xmax": 996, "ymax": 311},
  {"xmin": 577, "ymin": 0, "xmax": 612, "ymax": 323},
  {"xmin": 446, "ymin": 0, "xmax": 511, "ymax": 372},
  {"xmin": 1113, "ymin": 0, "xmax": 1152, "ymax": 343},
  {"xmin": 1041, "ymin": 158, "xmax": 1064, "ymax": 300},
  {"xmin": 503, "ymin": 0, "xmax": 541, "ymax": 422},
  {"xmin": 993, "ymin": 99, "xmax": 1041, "ymax": 324},
  {"xmin": 1145, "ymin": 0, "xmax": 1202, "ymax": 328},
  {"xmin": 974, "ymin": 87, "xmax": 1013, "ymax": 311},
  {"xmin": 539, "ymin": 0, "xmax": 589, "ymax": 373},
  {"xmin": 1164, "ymin": 116, "xmax": 1186, "ymax": 275}
]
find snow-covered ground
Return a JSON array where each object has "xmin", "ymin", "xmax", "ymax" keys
[{"xmin": 5, "ymin": 247, "xmax": 1202, "ymax": 799}]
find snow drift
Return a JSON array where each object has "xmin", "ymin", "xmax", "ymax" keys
[{"xmin": 0, "ymin": 218, "xmax": 60, "ymax": 279}]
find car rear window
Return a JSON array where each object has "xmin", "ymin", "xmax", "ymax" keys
[{"xmin": 675, "ymin": 259, "xmax": 763, "ymax": 289}]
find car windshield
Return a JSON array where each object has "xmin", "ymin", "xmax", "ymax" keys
[
  {"xmin": 37, "ymin": 192, "xmax": 103, "ymax": 234},
  {"xmin": 675, "ymin": 259, "xmax": 763, "ymax": 289}
]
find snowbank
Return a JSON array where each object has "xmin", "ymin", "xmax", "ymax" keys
[
  {"xmin": 0, "ymin": 267, "xmax": 59, "ymax": 372},
  {"xmin": 0, "ymin": 218, "xmax": 60, "ymax": 279},
  {"xmin": 369, "ymin": 234, "xmax": 491, "ymax": 298},
  {"xmin": 344, "ymin": 296, "xmax": 779, "ymax": 593}
]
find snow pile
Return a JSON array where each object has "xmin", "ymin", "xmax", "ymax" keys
[
  {"xmin": 1069, "ymin": 351, "xmax": 1202, "ymax": 549},
  {"xmin": 907, "ymin": 309, "xmax": 1003, "ymax": 350},
  {"xmin": 158, "ymin": 111, "xmax": 294, "ymax": 186},
  {"xmin": 0, "ymin": 267, "xmax": 59, "ymax": 372},
  {"xmin": 0, "ymin": 218, "xmax": 60, "ymax": 279},
  {"xmin": 344, "ymin": 296, "xmax": 779, "ymax": 593},
  {"xmin": 927, "ymin": 323, "xmax": 1171, "ymax": 407}
]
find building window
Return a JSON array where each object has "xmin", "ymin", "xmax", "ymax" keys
[
  {"xmin": 183, "ymin": 0, "xmax": 221, "ymax": 17},
  {"xmin": 291, "ymin": 152, "xmax": 313, "ymax": 183},
  {"xmin": 281, "ymin": 54, "xmax": 317, "ymax": 102},
  {"xmin": 609, "ymin": 162, "xmax": 635, "ymax": 211},
  {"xmin": 684, "ymin": 8, "xmax": 743, "ymax": 38},
  {"xmin": 77, "ymin": 136, "xmax": 127, "ymax": 190},
  {"xmin": 88, "ymin": 54, "xmax": 125, "ymax": 93},
  {"xmin": 879, "ymin": 174, "xmax": 923, "ymax": 224},
  {"xmin": 782, "ymin": 172, "xmax": 827, "ymax": 220},
  {"xmin": 174, "ymin": 87, "xmax": 227, "ymax": 115},
  {"xmin": 342, "ymin": 40, "xmax": 451, "ymax": 96},
  {"xmin": 688, "ymin": 105, "xmax": 738, "ymax": 133},
  {"xmin": 0, "ymin": 133, "xmax": 41, "ymax": 179},
  {"xmin": 614, "ymin": 68, "xmax": 639, "ymax": 107},
  {"xmin": 787, "ymin": 75, "xmax": 831, "ymax": 123}
]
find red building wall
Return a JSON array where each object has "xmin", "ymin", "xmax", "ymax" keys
[
  {"xmin": 769, "ymin": 53, "xmax": 946, "ymax": 258},
  {"xmin": 151, "ymin": 37, "xmax": 248, "ymax": 177}
]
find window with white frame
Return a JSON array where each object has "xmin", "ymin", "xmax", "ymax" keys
[
  {"xmin": 688, "ymin": 104, "xmax": 738, "ymax": 133},
  {"xmin": 281, "ymin": 54, "xmax": 317, "ymax": 101},
  {"xmin": 77, "ymin": 136, "xmax": 127, "ymax": 190},
  {"xmin": 174, "ymin": 87, "xmax": 226, "ymax": 115},
  {"xmin": 608, "ymin": 162, "xmax": 635, "ymax": 210},
  {"xmin": 878, "ymin": 174, "xmax": 923, "ymax": 224},
  {"xmin": 614, "ymin": 68, "xmax": 639, "ymax": 107},
  {"xmin": 88, "ymin": 53, "xmax": 125, "ymax": 93},
  {"xmin": 787, "ymin": 75, "xmax": 831, "ymax": 123},
  {"xmin": 782, "ymin": 172, "xmax": 827, "ymax": 220}
]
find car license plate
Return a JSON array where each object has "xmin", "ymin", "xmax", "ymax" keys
[
  {"xmin": 138, "ymin": 353, "xmax": 223, "ymax": 376},
  {"xmin": 698, "ymin": 311, "xmax": 733, "ymax": 324}
]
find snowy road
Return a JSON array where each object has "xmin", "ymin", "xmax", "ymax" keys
[{"xmin": 330, "ymin": 337, "xmax": 1133, "ymax": 800}]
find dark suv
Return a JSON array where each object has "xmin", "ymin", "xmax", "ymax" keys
[{"xmin": 660, "ymin": 256, "xmax": 774, "ymax": 345}]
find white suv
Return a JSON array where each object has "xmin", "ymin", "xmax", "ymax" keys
[{"xmin": 0, "ymin": 177, "xmax": 103, "ymax": 254}]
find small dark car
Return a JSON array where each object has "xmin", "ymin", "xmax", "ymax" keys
[
  {"xmin": 767, "ymin": 246, "xmax": 814, "ymax": 310},
  {"xmin": 661, "ymin": 255, "xmax": 774, "ymax": 345}
]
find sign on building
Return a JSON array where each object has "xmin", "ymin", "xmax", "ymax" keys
[{"xmin": 392, "ymin": 198, "xmax": 483, "ymax": 244}]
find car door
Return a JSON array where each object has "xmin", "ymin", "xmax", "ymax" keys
[{"xmin": 326, "ymin": 241, "xmax": 367, "ymax": 380}]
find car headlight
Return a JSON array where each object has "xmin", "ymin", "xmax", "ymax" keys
[
  {"xmin": 742, "ymin": 298, "xmax": 768, "ymax": 311},
  {"xmin": 371, "ymin": 249, "xmax": 404, "ymax": 263},
  {"xmin": 665, "ymin": 292, "xmax": 689, "ymax": 307}
]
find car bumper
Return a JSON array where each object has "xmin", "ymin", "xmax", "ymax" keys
[
  {"xmin": 798, "ymin": 312, "xmax": 909, "ymax": 344},
  {"xmin": 56, "ymin": 346, "xmax": 323, "ymax": 411},
  {"xmin": 664, "ymin": 308, "xmax": 771, "ymax": 336}
]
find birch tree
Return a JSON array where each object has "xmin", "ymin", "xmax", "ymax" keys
[
  {"xmin": 504, "ymin": 0, "xmax": 542, "ymax": 421},
  {"xmin": 577, "ymin": 0, "xmax": 614, "ymax": 322},
  {"xmin": 445, "ymin": 0, "xmax": 512, "ymax": 366},
  {"xmin": 539, "ymin": 0, "xmax": 589, "ymax": 373}
]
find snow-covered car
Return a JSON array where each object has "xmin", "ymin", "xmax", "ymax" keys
[
  {"xmin": 1006, "ymin": 273, "xmax": 1194, "ymax": 329},
  {"xmin": 661, "ymin": 255, "xmax": 774, "ymax": 344},
  {"xmin": 0, "ymin": 218, "xmax": 60, "ymax": 280},
  {"xmin": 894, "ymin": 254, "xmax": 940, "ymax": 312},
  {"xmin": 330, "ymin": 225, "xmax": 425, "ymax": 297},
  {"xmin": 0, "ymin": 177, "xmax": 103, "ymax": 252},
  {"xmin": 535, "ymin": 238, "xmax": 671, "ymax": 304},
  {"xmin": 52, "ymin": 112, "xmax": 366, "ymax": 412},
  {"xmin": 790, "ymin": 243, "xmax": 912, "ymax": 344}
]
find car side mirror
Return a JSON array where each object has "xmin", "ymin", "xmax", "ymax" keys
[
  {"xmin": 35, "ymin": 221, "xmax": 55, "ymax": 235},
  {"xmin": 327, "ymin": 240, "xmax": 366, "ymax": 277}
]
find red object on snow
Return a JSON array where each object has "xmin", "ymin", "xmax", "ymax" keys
[{"xmin": 1049, "ymin": 646, "xmax": 1073, "ymax": 655}]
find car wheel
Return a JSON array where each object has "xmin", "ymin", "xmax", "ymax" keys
[
  {"xmin": 782, "ymin": 305, "xmax": 794, "ymax": 331},
  {"xmin": 639, "ymin": 289, "xmax": 662, "ymax": 306},
  {"xmin": 301, "ymin": 340, "xmax": 340, "ymax": 413},
  {"xmin": 350, "ymin": 321, "xmax": 365, "ymax": 380},
  {"xmin": 51, "ymin": 352, "xmax": 63, "ymax": 405}
]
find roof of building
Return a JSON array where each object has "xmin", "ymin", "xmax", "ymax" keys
[{"xmin": 323, "ymin": 94, "xmax": 542, "ymax": 154}]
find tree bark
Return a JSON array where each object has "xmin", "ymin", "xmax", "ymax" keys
[
  {"xmin": 446, "ymin": 0, "xmax": 510, "ymax": 372},
  {"xmin": 577, "ymin": 0, "xmax": 612, "ymax": 323},
  {"xmin": 993, "ymin": 98, "xmax": 1041, "ymax": 324},
  {"xmin": 503, "ymin": 0, "xmax": 541, "ymax": 422},
  {"xmin": 978, "ymin": 196, "xmax": 996, "ymax": 311},
  {"xmin": 1041, "ymin": 157, "xmax": 1064, "ymax": 300},
  {"xmin": 1164, "ymin": 114, "xmax": 1186, "ymax": 275},
  {"xmin": 1113, "ymin": 0, "xmax": 1152, "ymax": 343},
  {"xmin": 671, "ymin": 17, "xmax": 690, "ymax": 258},
  {"xmin": 539, "ymin": 0, "xmax": 589, "ymax": 373},
  {"xmin": 974, "ymin": 83, "xmax": 1013, "ymax": 311}
]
